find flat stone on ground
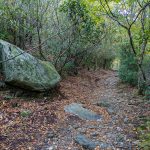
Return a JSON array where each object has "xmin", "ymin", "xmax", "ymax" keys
[
  {"xmin": 74, "ymin": 134, "xmax": 111, "ymax": 149},
  {"xmin": 64, "ymin": 103, "xmax": 102, "ymax": 121}
]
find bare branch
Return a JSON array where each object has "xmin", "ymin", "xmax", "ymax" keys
[
  {"xmin": 99, "ymin": 0, "xmax": 128, "ymax": 30},
  {"xmin": 130, "ymin": 2, "xmax": 150, "ymax": 27},
  {"xmin": 0, "ymin": 22, "xmax": 78, "ymax": 64}
]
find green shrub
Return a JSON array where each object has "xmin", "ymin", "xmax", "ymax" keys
[
  {"xmin": 137, "ymin": 117, "xmax": 150, "ymax": 150},
  {"xmin": 82, "ymin": 43, "xmax": 116, "ymax": 70},
  {"xmin": 20, "ymin": 110, "xmax": 32, "ymax": 118},
  {"xmin": 4, "ymin": 95, "xmax": 13, "ymax": 100},
  {"xmin": 119, "ymin": 45, "xmax": 138, "ymax": 86},
  {"xmin": 138, "ymin": 55, "xmax": 150, "ymax": 96},
  {"xmin": 144, "ymin": 86, "xmax": 150, "ymax": 100}
]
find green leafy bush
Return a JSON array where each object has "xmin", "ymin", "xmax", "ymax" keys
[
  {"xmin": 119, "ymin": 45, "xmax": 138, "ymax": 86},
  {"xmin": 83, "ymin": 50, "xmax": 115, "ymax": 70},
  {"xmin": 137, "ymin": 117, "xmax": 150, "ymax": 150},
  {"xmin": 20, "ymin": 110, "xmax": 32, "ymax": 118},
  {"xmin": 137, "ymin": 55, "xmax": 150, "ymax": 96},
  {"xmin": 144, "ymin": 87, "xmax": 150, "ymax": 100}
]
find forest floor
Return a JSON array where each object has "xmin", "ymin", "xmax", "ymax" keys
[{"xmin": 0, "ymin": 69, "xmax": 150, "ymax": 150}]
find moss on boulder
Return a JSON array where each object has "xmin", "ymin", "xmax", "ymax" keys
[{"xmin": 0, "ymin": 40, "xmax": 61, "ymax": 91}]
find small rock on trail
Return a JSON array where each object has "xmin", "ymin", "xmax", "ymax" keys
[
  {"xmin": 64, "ymin": 103, "xmax": 102, "ymax": 121},
  {"xmin": 74, "ymin": 134, "xmax": 111, "ymax": 150}
]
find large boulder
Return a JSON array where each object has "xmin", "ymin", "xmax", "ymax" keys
[{"xmin": 0, "ymin": 40, "xmax": 61, "ymax": 91}]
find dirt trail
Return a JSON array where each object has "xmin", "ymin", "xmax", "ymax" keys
[{"xmin": 0, "ymin": 70, "xmax": 149, "ymax": 150}]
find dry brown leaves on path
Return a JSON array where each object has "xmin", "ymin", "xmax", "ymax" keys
[{"xmin": 0, "ymin": 69, "xmax": 149, "ymax": 150}]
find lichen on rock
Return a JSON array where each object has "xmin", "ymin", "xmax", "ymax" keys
[{"xmin": 0, "ymin": 40, "xmax": 61, "ymax": 91}]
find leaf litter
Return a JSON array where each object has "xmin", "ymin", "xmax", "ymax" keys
[{"xmin": 0, "ymin": 69, "xmax": 149, "ymax": 149}]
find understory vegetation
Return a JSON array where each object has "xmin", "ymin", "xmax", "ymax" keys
[
  {"xmin": 0, "ymin": 0, "xmax": 150, "ymax": 149},
  {"xmin": 0, "ymin": 0, "xmax": 149, "ymax": 86}
]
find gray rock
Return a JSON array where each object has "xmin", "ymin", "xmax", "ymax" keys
[
  {"xmin": 78, "ymin": 128, "xmax": 86, "ymax": 134},
  {"xmin": 94, "ymin": 100, "xmax": 116, "ymax": 115},
  {"xmin": 116, "ymin": 133, "xmax": 125, "ymax": 142},
  {"xmin": 116, "ymin": 127, "xmax": 123, "ymax": 132},
  {"xmin": 74, "ymin": 134, "xmax": 98, "ymax": 149},
  {"xmin": 37, "ymin": 145, "xmax": 57, "ymax": 150},
  {"xmin": 74, "ymin": 134, "xmax": 111, "ymax": 149},
  {"xmin": 0, "ymin": 40, "xmax": 61, "ymax": 91},
  {"xmin": 0, "ymin": 81, "xmax": 6, "ymax": 88},
  {"xmin": 85, "ymin": 125, "xmax": 101, "ymax": 129},
  {"xmin": 64, "ymin": 103, "xmax": 102, "ymax": 121},
  {"xmin": 90, "ymin": 131, "xmax": 99, "ymax": 137},
  {"xmin": 124, "ymin": 117, "xmax": 129, "ymax": 123},
  {"xmin": 107, "ymin": 107, "xmax": 115, "ymax": 115},
  {"xmin": 47, "ymin": 131, "xmax": 56, "ymax": 139},
  {"xmin": 72, "ymin": 124, "xmax": 79, "ymax": 129},
  {"xmin": 46, "ymin": 146, "xmax": 55, "ymax": 150},
  {"xmin": 96, "ymin": 101, "xmax": 110, "ymax": 107}
]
